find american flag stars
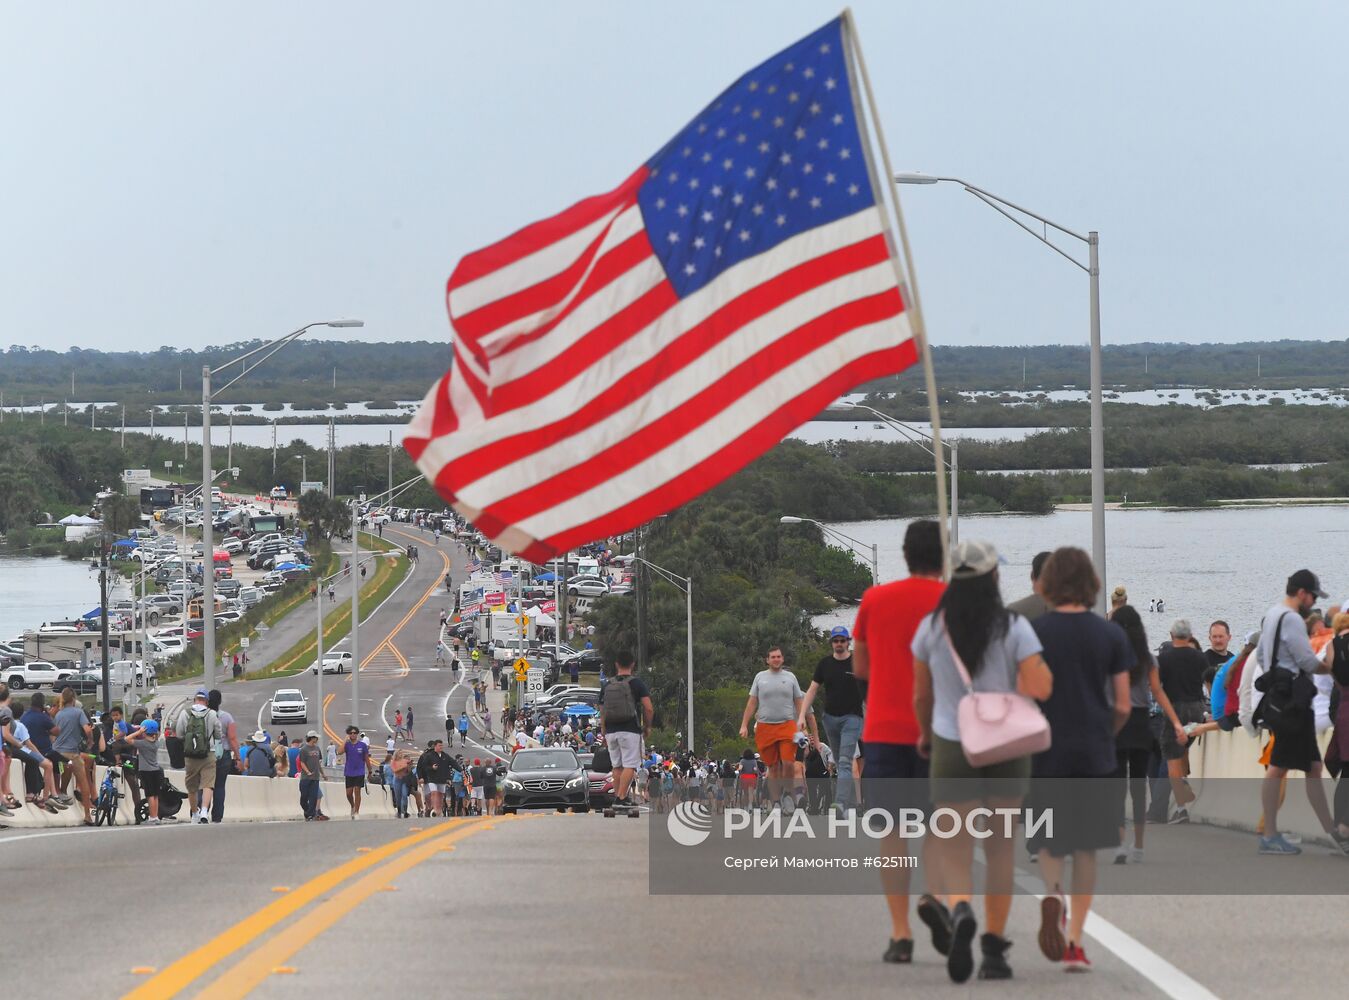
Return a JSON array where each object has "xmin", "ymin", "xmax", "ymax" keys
[{"xmin": 637, "ymin": 18, "xmax": 874, "ymax": 297}]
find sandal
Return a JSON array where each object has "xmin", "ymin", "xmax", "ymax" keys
[{"xmin": 2, "ymin": 795, "xmax": 20, "ymax": 809}]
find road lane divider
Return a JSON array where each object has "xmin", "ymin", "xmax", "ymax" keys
[
  {"xmin": 194, "ymin": 815, "xmax": 513, "ymax": 999},
  {"xmin": 121, "ymin": 819, "xmax": 484, "ymax": 1000}
]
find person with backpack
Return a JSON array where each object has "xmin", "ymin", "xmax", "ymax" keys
[
  {"xmin": 244, "ymin": 731, "xmax": 276, "ymax": 777},
  {"xmin": 598, "ymin": 651, "xmax": 653, "ymax": 812},
  {"xmin": 174, "ymin": 688, "xmax": 223, "ymax": 825}
]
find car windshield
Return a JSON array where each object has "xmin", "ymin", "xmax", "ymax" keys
[
  {"xmin": 511, "ymin": 751, "xmax": 577, "ymax": 771},
  {"xmin": 275, "ymin": 692, "xmax": 303, "ymax": 703}
]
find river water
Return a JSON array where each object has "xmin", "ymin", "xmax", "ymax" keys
[
  {"xmin": 816, "ymin": 506, "xmax": 1349, "ymax": 642},
  {"xmin": 0, "ymin": 555, "xmax": 106, "ymax": 644}
]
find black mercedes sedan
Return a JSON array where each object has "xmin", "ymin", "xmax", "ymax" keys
[{"xmin": 500, "ymin": 748, "xmax": 591, "ymax": 814}]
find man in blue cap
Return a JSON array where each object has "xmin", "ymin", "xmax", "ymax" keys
[{"xmin": 797, "ymin": 624, "xmax": 866, "ymax": 812}]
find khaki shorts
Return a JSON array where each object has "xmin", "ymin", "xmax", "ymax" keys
[{"xmin": 184, "ymin": 754, "xmax": 215, "ymax": 795}]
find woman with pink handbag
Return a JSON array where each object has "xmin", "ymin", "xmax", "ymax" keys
[
  {"xmin": 1026, "ymin": 547, "xmax": 1133, "ymax": 974},
  {"xmin": 912, "ymin": 540, "xmax": 1054, "ymax": 984}
]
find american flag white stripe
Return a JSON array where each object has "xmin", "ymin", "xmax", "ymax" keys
[
  {"xmin": 447, "ymin": 201, "xmax": 634, "ymax": 319},
  {"xmin": 454, "ymin": 243, "xmax": 898, "ymax": 509},
  {"xmin": 516, "ymin": 314, "xmax": 909, "ymax": 541},
  {"xmin": 471, "ymin": 204, "xmax": 650, "ymax": 354},
  {"xmin": 416, "ymin": 209, "xmax": 884, "ymax": 467}
]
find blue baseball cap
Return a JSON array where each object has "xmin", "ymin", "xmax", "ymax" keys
[
  {"xmin": 830, "ymin": 625, "xmax": 850, "ymax": 640},
  {"xmin": 142, "ymin": 720, "xmax": 160, "ymax": 735}
]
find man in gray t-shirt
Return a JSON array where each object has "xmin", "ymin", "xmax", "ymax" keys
[
  {"xmin": 51, "ymin": 697, "xmax": 94, "ymax": 823},
  {"xmin": 739, "ymin": 646, "xmax": 804, "ymax": 808}
]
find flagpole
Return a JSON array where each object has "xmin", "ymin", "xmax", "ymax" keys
[{"xmin": 841, "ymin": 8, "xmax": 950, "ymax": 574}]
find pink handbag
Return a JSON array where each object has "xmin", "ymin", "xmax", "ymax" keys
[{"xmin": 945, "ymin": 625, "xmax": 1051, "ymax": 767}]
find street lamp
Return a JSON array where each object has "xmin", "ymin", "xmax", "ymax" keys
[
  {"xmin": 779, "ymin": 516, "xmax": 879, "ymax": 585},
  {"xmin": 895, "ymin": 173, "xmax": 1105, "ymax": 612},
  {"xmin": 631, "ymin": 556, "xmax": 694, "ymax": 750},
  {"xmin": 826, "ymin": 400, "xmax": 959, "ymax": 545},
  {"xmin": 291, "ymin": 453, "xmax": 308, "ymax": 486},
  {"xmin": 201, "ymin": 319, "xmax": 363, "ymax": 689}
]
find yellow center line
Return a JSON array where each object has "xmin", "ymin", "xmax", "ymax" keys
[
  {"xmin": 195, "ymin": 815, "xmax": 515, "ymax": 998},
  {"xmin": 120, "ymin": 819, "xmax": 481, "ymax": 1000}
]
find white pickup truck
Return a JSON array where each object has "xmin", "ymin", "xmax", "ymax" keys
[{"xmin": 2, "ymin": 660, "xmax": 76, "ymax": 689}]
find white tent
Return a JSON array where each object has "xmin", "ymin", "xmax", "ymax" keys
[
  {"xmin": 59, "ymin": 514, "xmax": 101, "ymax": 526},
  {"xmin": 526, "ymin": 606, "xmax": 557, "ymax": 628}
]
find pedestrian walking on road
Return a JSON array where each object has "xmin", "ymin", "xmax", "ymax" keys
[
  {"xmin": 849, "ymin": 521, "xmax": 951, "ymax": 967},
  {"xmin": 1029, "ymin": 547, "xmax": 1134, "ymax": 974},
  {"xmin": 298, "ymin": 731, "xmax": 325, "ymax": 820},
  {"xmin": 209, "ymin": 689, "xmax": 241, "ymax": 823},
  {"xmin": 436, "ymin": 641, "xmax": 447, "ymax": 666},
  {"xmin": 406, "ymin": 706, "xmax": 414, "ymax": 741},
  {"xmin": 739, "ymin": 647, "xmax": 804, "ymax": 812},
  {"xmin": 911, "ymin": 539, "xmax": 1053, "ymax": 982},
  {"xmin": 339, "ymin": 725, "xmax": 373, "ymax": 819},
  {"xmin": 394, "ymin": 709, "xmax": 404, "ymax": 739},
  {"xmin": 482, "ymin": 706, "xmax": 493, "ymax": 737},
  {"xmin": 175, "ymin": 689, "xmax": 223, "ymax": 825},
  {"xmin": 797, "ymin": 625, "xmax": 864, "ymax": 812},
  {"xmin": 458, "ymin": 712, "xmax": 470, "ymax": 746}
]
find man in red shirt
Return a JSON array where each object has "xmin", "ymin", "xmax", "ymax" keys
[{"xmin": 853, "ymin": 519, "xmax": 948, "ymax": 966}]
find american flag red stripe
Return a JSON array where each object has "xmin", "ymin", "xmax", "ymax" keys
[{"xmin": 406, "ymin": 18, "xmax": 920, "ymax": 559}]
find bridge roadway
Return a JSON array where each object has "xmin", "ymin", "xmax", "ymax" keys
[{"xmin": 2, "ymin": 523, "xmax": 1346, "ymax": 997}]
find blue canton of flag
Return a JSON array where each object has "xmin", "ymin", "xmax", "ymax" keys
[{"xmin": 637, "ymin": 18, "xmax": 875, "ymax": 298}]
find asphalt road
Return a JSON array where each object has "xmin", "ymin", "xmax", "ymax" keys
[
  {"xmin": 154, "ymin": 521, "xmax": 467, "ymax": 750},
  {"xmin": 2, "ymin": 801, "xmax": 1346, "ymax": 998}
]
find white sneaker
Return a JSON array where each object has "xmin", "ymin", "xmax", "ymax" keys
[
  {"xmin": 1130, "ymin": 847, "xmax": 1144, "ymax": 864},
  {"xmin": 1112, "ymin": 846, "xmax": 1129, "ymax": 865},
  {"xmin": 781, "ymin": 794, "xmax": 795, "ymax": 815},
  {"xmin": 196, "ymin": 809, "xmax": 209, "ymax": 825}
]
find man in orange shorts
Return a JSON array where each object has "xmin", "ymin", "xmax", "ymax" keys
[{"xmin": 739, "ymin": 646, "xmax": 805, "ymax": 812}]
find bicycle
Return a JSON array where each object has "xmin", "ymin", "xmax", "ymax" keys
[{"xmin": 94, "ymin": 762, "xmax": 142, "ymax": 827}]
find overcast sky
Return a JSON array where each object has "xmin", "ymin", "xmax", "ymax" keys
[{"xmin": 3, "ymin": 1, "xmax": 1347, "ymax": 354}]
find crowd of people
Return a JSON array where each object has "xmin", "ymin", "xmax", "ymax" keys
[{"xmin": 740, "ymin": 519, "xmax": 1349, "ymax": 984}]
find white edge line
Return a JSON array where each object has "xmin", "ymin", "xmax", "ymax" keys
[{"xmin": 1012, "ymin": 869, "xmax": 1219, "ymax": 999}]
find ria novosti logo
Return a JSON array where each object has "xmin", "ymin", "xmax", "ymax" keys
[{"xmin": 666, "ymin": 805, "xmax": 1052, "ymax": 847}]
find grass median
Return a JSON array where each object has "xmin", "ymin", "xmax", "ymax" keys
[{"xmin": 251, "ymin": 532, "xmax": 410, "ymax": 680}]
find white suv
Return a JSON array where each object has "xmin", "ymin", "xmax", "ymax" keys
[{"xmin": 269, "ymin": 688, "xmax": 308, "ymax": 725}]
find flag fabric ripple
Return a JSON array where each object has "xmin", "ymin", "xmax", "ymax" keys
[{"xmin": 405, "ymin": 17, "xmax": 917, "ymax": 562}]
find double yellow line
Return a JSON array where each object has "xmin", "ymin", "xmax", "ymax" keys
[
  {"xmin": 124, "ymin": 816, "xmax": 511, "ymax": 998},
  {"xmin": 320, "ymin": 528, "xmax": 451, "ymax": 741}
]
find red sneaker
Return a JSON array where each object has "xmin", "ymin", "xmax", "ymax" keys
[{"xmin": 1063, "ymin": 942, "xmax": 1092, "ymax": 972}]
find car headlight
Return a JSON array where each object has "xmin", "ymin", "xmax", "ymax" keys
[
  {"xmin": 503, "ymin": 778, "xmax": 523, "ymax": 790},
  {"xmin": 565, "ymin": 775, "xmax": 586, "ymax": 789}
]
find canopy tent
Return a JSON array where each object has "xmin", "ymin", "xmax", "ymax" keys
[
  {"xmin": 59, "ymin": 514, "xmax": 101, "ymax": 526},
  {"xmin": 82, "ymin": 608, "xmax": 103, "ymax": 620},
  {"xmin": 525, "ymin": 606, "xmax": 557, "ymax": 628},
  {"xmin": 112, "ymin": 538, "xmax": 140, "ymax": 548},
  {"xmin": 534, "ymin": 571, "xmax": 557, "ymax": 582},
  {"xmin": 562, "ymin": 704, "xmax": 597, "ymax": 717}
]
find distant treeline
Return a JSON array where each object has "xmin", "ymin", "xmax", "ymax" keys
[{"xmin": 3, "ymin": 339, "xmax": 1349, "ymax": 406}]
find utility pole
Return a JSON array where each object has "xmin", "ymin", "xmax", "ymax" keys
[
  {"xmin": 40, "ymin": 400, "xmax": 44, "ymax": 425},
  {"xmin": 71, "ymin": 371, "xmax": 75, "ymax": 395},
  {"xmin": 63, "ymin": 399, "xmax": 68, "ymax": 426},
  {"xmin": 387, "ymin": 430, "xmax": 393, "ymax": 498},
  {"xmin": 350, "ymin": 499, "xmax": 360, "ymax": 728},
  {"xmin": 227, "ymin": 410, "xmax": 234, "ymax": 472},
  {"xmin": 121, "ymin": 405, "xmax": 126, "ymax": 448},
  {"xmin": 272, "ymin": 421, "xmax": 277, "ymax": 477},
  {"xmin": 99, "ymin": 533, "xmax": 111, "ymax": 712},
  {"xmin": 635, "ymin": 524, "xmax": 647, "ymax": 674},
  {"xmin": 332, "ymin": 366, "xmax": 337, "ymax": 390},
  {"xmin": 183, "ymin": 410, "xmax": 188, "ymax": 463}
]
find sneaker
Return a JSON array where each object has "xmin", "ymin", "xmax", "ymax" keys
[
  {"xmin": 196, "ymin": 810, "xmax": 209, "ymax": 825},
  {"xmin": 1038, "ymin": 894, "xmax": 1067, "ymax": 962},
  {"xmin": 146, "ymin": 817, "xmax": 160, "ymax": 825},
  {"xmin": 1258, "ymin": 834, "xmax": 1302, "ymax": 855},
  {"xmin": 1130, "ymin": 847, "xmax": 1145, "ymax": 864},
  {"xmin": 51, "ymin": 793, "xmax": 73, "ymax": 805},
  {"xmin": 314, "ymin": 813, "xmax": 330, "ymax": 821},
  {"xmin": 0, "ymin": 803, "xmax": 12, "ymax": 817},
  {"xmin": 1168, "ymin": 808, "xmax": 1190, "ymax": 824},
  {"xmin": 916, "ymin": 894, "xmax": 953, "ymax": 956},
  {"xmin": 1112, "ymin": 846, "xmax": 1129, "ymax": 865},
  {"xmin": 946, "ymin": 901, "xmax": 977, "ymax": 983},
  {"xmin": 781, "ymin": 793, "xmax": 795, "ymax": 815},
  {"xmin": 1330, "ymin": 831, "xmax": 1349, "ymax": 857},
  {"xmin": 1063, "ymin": 941, "xmax": 1092, "ymax": 972},
  {"xmin": 978, "ymin": 932, "xmax": 1013, "ymax": 980},
  {"xmin": 881, "ymin": 938, "xmax": 913, "ymax": 964},
  {"xmin": 1283, "ymin": 832, "xmax": 1303, "ymax": 845}
]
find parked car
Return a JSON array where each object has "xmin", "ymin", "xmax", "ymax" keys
[
  {"xmin": 219, "ymin": 537, "xmax": 244, "ymax": 555},
  {"xmin": 500, "ymin": 748, "xmax": 590, "ymax": 814},
  {"xmin": 311, "ymin": 651, "xmax": 353, "ymax": 674},
  {"xmin": 534, "ymin": 686, "xmax": 601, "ymax": 709},
  {"xmin": 2, "ymin": 660, "xmax": 76, "ymax": 689},
  {"xmin": 63, "ymin": 671, "xmax": 102, "ymax": 695},
  {"xmin": 270, "ymin": 486, "xmax": 288, "ymax": 500},
  {"xmin": 148, "ymin": 636, "xmax": 186, "ymax": 661},
  {"xmin": 269, "ymin": 688, "xmax": 308, "ymax": 725},
  {"xmin": 566, "ymin": 575, "xmax": 611, "ymax": 598},
  {"xmin": 215, "ymin": 578, "xmax": 242, "ymax": 599},
  {"xmin": 237, "ymin": 587, "xmax": 265, "ymax": 608}
]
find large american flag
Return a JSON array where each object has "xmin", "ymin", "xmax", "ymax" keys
[{"xmin": 406, "ymin": 17, "xmax": 917, "ymax": 561}]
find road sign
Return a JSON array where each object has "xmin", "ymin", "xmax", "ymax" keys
[
  {"xmin": 526, "ymin": 668, "xmax": 545, "ymax": 695},
  {"xmin": 515, "ymin": 614, "xmax": 528, "ymax": 628},
  {"xmin": 513, "ymin": 657, "xmax": 530, "ymax": 681},
  {"xmin": 239, "ymin": 637, "xmax": 250, "ymax": 649}
]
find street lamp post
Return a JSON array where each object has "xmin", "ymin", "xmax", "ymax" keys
[
  {"xmin": 895, "ymin": 173, "xmax": 1105, "ymax": 611},
  {"xmin": 779, "ymin": 516, "xmax": 879, "ymax": 585},
  {"xmin": 827, "ymin": 401, "xmax": 960, "ymax": 546},
  {"xmin": 201, "ymin": 319, "xmax": 363, "ymax": 689},
  {"xmin": 632, "ymin": 556, "xmax": 694, "ymax": 750}
]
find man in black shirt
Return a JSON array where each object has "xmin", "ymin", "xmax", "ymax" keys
[
  {"xmin": 1156, "ymin": 619, "xmax": 1207, "ymax": 821},
  {"xmin": 598, "ymin": 651, "xmax": 654, "ymax": 809},
  {"xmin": 796, "ymin": 625, "xmax": 865, "ymax": 812},
  {"xmin": 1205, "ymin": 620, "xmax": 1233, "ymax": 671}
]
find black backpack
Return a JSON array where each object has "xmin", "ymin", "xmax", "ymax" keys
[{"xmin": 601, "ymin": 675, "xmax": 638, "ymax": 727}]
